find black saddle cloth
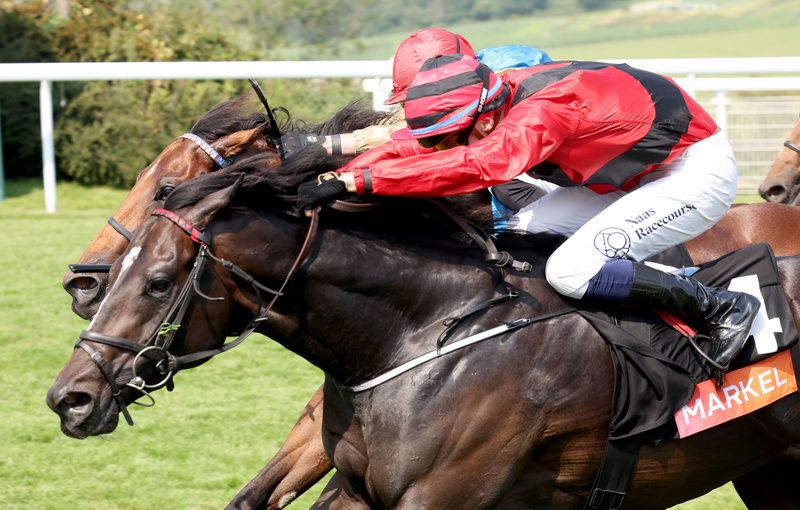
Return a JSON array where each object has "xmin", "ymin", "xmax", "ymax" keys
[{"xmin": 580, "ymin": 243, "xmax": 798, "ymax": 441}]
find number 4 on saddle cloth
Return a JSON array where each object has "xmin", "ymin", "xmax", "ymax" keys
[{"xmin": 580, "ymin": 242, "xmax": 800, "ymax": 510}]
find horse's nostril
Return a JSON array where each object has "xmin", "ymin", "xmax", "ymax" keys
[
  {"xmin": 67, "ymin": 276, "xmax": 99, "ymax": 291},
  {"xmin": 59, "ymin": 391, "xmax": 92, "ymax": 413},
  {"xmin": 764, "ymin": 186, "xmax": 787, "ymax": 201}
]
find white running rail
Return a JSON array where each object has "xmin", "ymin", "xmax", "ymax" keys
[{"xmin": 1, "ymin": 57, "xmax": 799, "ymax": 211}]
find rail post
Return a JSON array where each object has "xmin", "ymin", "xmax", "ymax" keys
[
  {"xmin": 40, "ymin": 79, "xmax": 56, "ymax": 213},
  {"xmin": 712, "ymin": 91, "xmax": 730, "ymax": 134}
]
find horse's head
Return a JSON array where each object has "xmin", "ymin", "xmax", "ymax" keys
[
  {"xmin": 62, "ymin": 96, "xmax": 281, "ymax": 319},
  {"xmin": 48, "ymin": 175, "xmax": 262, "ymax": 438},
  {"xmin": 49, "ymin": 102, "xmax": 415, "ymax": 437},
  {"xmin": 758, "ymin": 117, "xmax": 800, "ymax": 204}
]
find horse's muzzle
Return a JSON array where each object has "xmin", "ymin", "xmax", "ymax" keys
[{"xmin": 62, "ymin": 271, "xmax": 107, "ymax": 320}]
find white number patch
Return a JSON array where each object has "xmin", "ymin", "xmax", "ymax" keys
[{"xmin": 727, "ymin": 274, "xmax": 782, "ymax": 354}]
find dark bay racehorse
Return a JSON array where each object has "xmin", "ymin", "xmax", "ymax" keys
[
  {"xmin": 47, "ymin": 157, "xmax": 800, "ymax": 508},
  {"xmin": 758, "ymin": 114, "xmax": 800, "ymax": 204},
  {"xmin": 59, "ymin": 97, "xmax": 391, "ymax": 508},
  {"xmin": 61, "ymin": 97, "xmax": 800, "ymax": 508}
]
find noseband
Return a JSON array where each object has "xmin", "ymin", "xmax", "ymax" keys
[
  {"xmin": 75, "ymin": 206, "xmax": 319, "ymax": 426},
  {"xmin": 785, "ymin": 139, "xmax": 800, "ymax": 156}
]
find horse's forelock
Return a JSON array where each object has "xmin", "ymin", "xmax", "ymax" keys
[
  {"xmin": 190, "ymin": 96, "xmax": 272, "ymax": 142},
  {"xmin": 164, "ymin": 170, "xmax": 244, "ymax": 211}
]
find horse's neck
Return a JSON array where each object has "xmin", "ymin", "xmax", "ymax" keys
[
  {"xmin": 217, "ymin": 208, "xmax": 560, "ymax": 386},
  {"xmin": 312, "ymin": 230, "xmax": 518, "ymax": 383},
  {"xmin": 238, "ymin": 217, "xmax": 510, "ymax": 384}
]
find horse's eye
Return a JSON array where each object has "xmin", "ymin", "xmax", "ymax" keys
[
  {"xmin": 154, "ymin": 185, "xmax": 175, "ymax": 201},
  {"xmin": 149, "ymin": 278, "xmax": 171, "ymax": 294}
]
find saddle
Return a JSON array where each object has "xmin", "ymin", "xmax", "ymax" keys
[{"xmin": 580, "ymin": 243, "xmax": 800, "ymax": 509}]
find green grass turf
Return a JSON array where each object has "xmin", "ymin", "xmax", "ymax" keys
[
  {"xmin": 0, "ymin": 178, "xmax": 760, "ymax": 508},
  {"xmin": 0, "ymin": 179, "xmax": 327, "ymax": 508}
]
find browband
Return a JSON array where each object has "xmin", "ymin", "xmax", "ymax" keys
[{"xmin": 179, "ymin": 133, "xmax": 232, "ymax": 167}]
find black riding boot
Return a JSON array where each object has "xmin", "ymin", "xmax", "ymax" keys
[{"xmin": 626, "ymin": 262, "xmax": 760, "ymax": 371}]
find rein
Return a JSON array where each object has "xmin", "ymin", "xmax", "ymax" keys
[
  {"xmin": 75, "ymin": 206, "xmax": 320, "ymax": 426},
  {"xmin": 785, "ymin": 139, "xmax": 800, "ymax": 156}
]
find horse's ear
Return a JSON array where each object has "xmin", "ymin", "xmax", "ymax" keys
[
  {"xmin": 213, "ymin": 125, "xmax": 267, "ymax": 158},
  {"xmin": 185, "ymin": 177, "xmax": 242, "ymax": 230}
]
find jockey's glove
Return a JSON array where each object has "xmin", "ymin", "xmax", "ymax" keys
[
  {"xmin": 297, "ymin": 172, "xmax": 351, "ymax": 212},
  {"xmin": 281, "ymin": 132, "xmax": 357, "ymax": 156},
  {"xmin": 280, "ymin": 132, "xmax": 326, "ymax": 157}
]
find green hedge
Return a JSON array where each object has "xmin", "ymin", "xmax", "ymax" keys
[{"xmin": 0, "ymin": 1, "xmax": 368, "ymax": 187}]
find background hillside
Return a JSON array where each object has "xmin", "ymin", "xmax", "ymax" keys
[{"xmin": 282, "ymin": 0, "xmax": 800, "ymax": 60}]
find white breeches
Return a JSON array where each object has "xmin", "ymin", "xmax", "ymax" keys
[{"xmin": 509, "ymin": 131, "xmax": 738, "ymax": 298}]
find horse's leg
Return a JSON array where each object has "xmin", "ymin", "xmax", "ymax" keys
[
  {"xmin": 310, "ymin": 472, "xmax": 372, "ymax": 510},
  {"xmin": 227, "ymin": 385, "xmax": 333, "ymax": 510},
  {"xmin": 733, "ymin": 457, "xmax": 800, "ymax": 509}
]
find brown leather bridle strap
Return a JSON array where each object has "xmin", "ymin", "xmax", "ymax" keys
[
  {"xmin": 79, "ymin": 330, "xmax": 145, "ymax": 353},
  {"xmin": 171, "ymin": 207, "xmax": 320, "ymax": 369},
  {"xmin": 262, "ymin": 206, "xmax": 320, "ymax": 311},
  {"xmin": 76, "ymin": 341, "xmax": 135, "ymax": 426},
  {"xmin": 330, "ymin": 200, "xmax": 383, "ymax": 213}
]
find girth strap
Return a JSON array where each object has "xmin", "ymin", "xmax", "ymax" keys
[{"xmin": 584, "ymin": 438, "xmax": 641, "ymax": 510}]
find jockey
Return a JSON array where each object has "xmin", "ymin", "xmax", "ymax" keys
[
  {"xmin": 280, "ymin": 27, "xmax": 552, "ymax": 160},
  {"xmin": 297, "ymin": 53, "xmax": 760, "ymax": 373},
  {"xmin": 282, "ymin": 27, "xmax": 557, "ymax": 227}
]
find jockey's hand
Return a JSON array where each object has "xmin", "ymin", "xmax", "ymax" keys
[
  {"xmin": 280, "ymin": 132, "xmax": 326, "ymax": 156},
  {"xmin": 297, "ymin": 172, "xmax": 352, "ymax": 212}
]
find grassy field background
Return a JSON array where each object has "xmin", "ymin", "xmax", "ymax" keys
[{"xmin": 0, "ymin": 180, "xmax": 330, "ymax": 509}]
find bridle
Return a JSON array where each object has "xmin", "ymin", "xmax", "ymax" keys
[
  {"xmin": 69, "ymin": 80, "xmax": 285, "ymax": 275},
  {"xmin": 68, "ymin": 132, "xmax": 238, "ymax": 275},
  {"xmin": 75, "ymin": 206, "xmax": 320, "ymax": 426},
  {"xmin": 785, "ymin": 139, "xmax": 800, "ymax": 156}
]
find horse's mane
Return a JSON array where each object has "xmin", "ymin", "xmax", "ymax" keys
[
  {"xmin": 190, "ymin": 95, "xmax": 390, "ymax": 142},
  {"xmin": 190, "ymin": 96, "xmax": 272, "ymax": 142},
  {"xmin": 168, "ymin": 101, "xmax": 562, "ymax": 250}
]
